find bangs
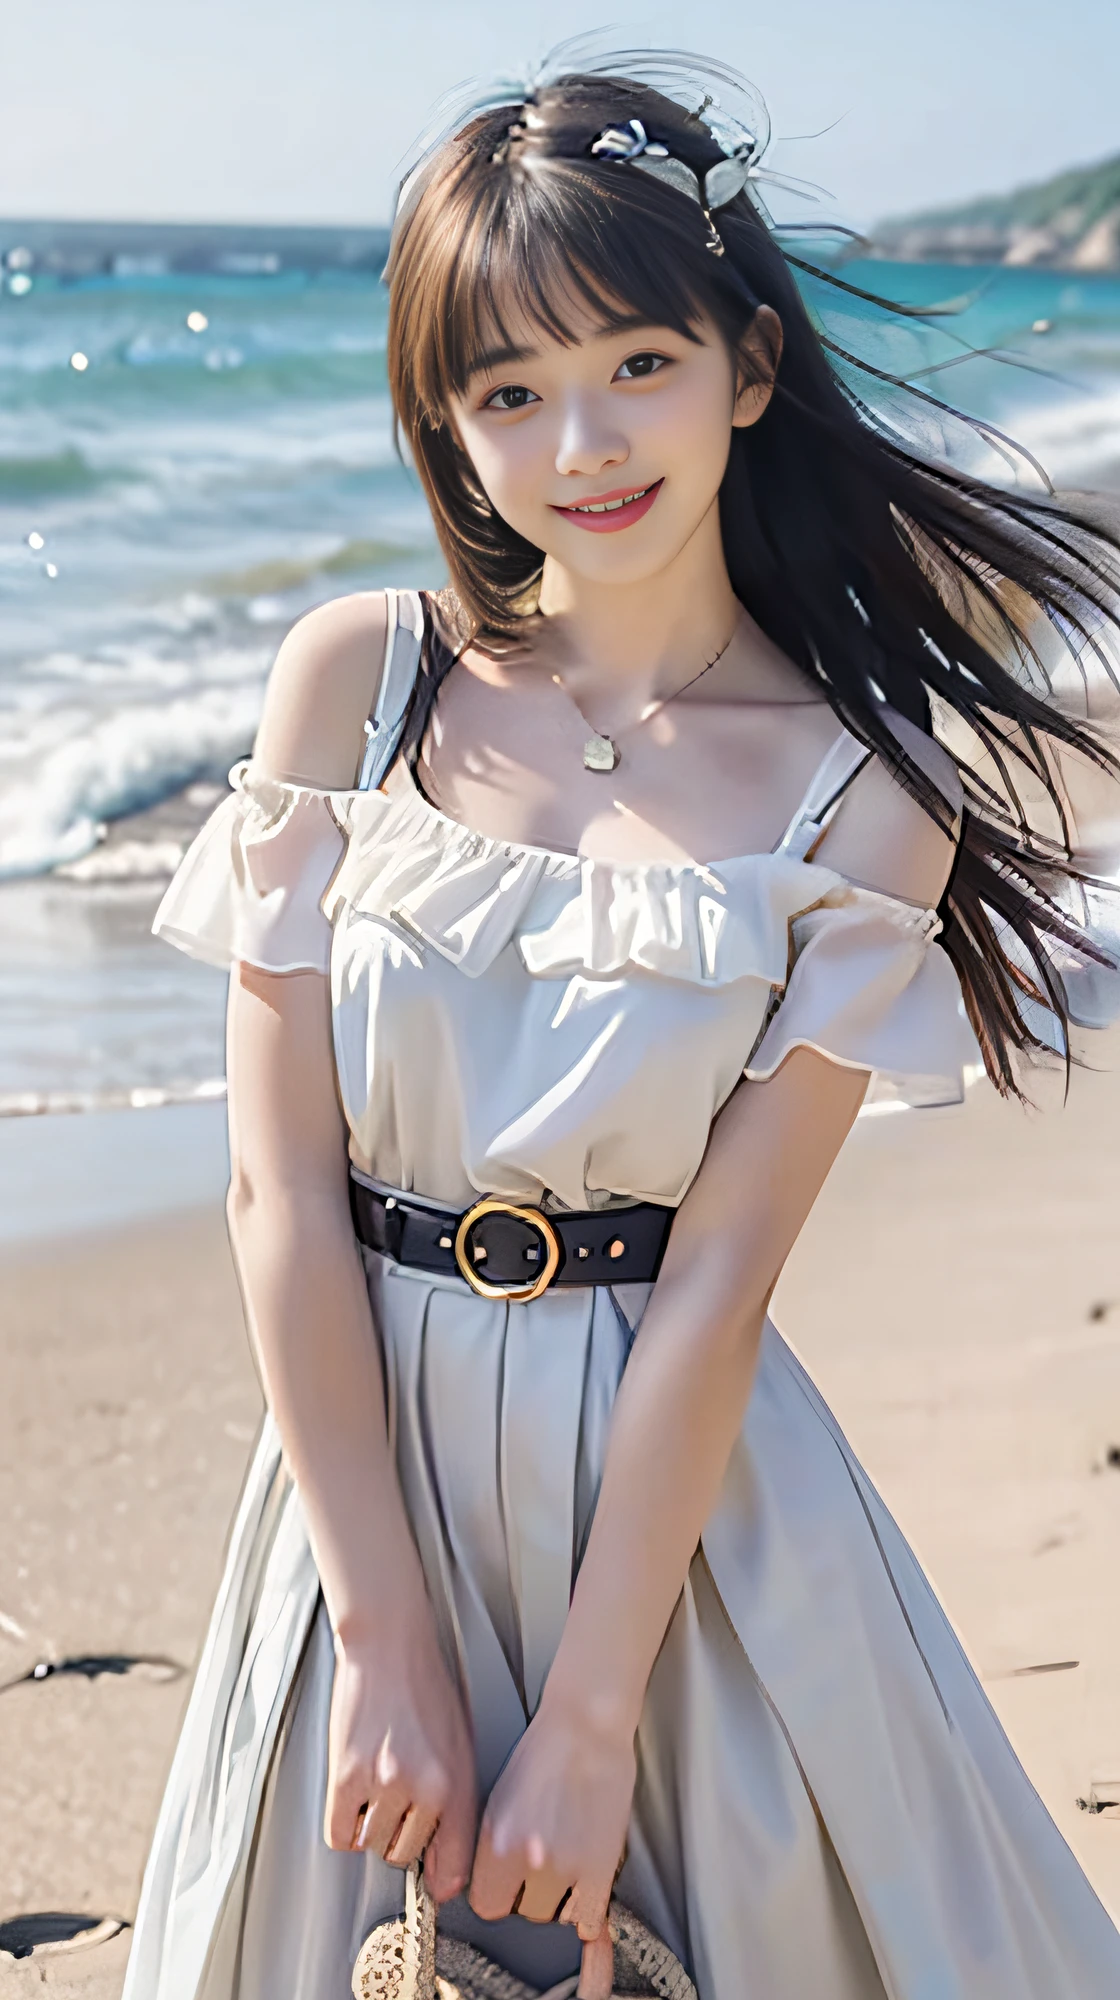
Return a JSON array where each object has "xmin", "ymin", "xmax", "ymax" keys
[{"xmin": 401, "ymin": 155, "xmax": 743, "ymax": 414}]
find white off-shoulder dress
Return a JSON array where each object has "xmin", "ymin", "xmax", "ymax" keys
[{"xmin": 128, "ymin": 589, "xmax": 1120, "ymax": 2000}]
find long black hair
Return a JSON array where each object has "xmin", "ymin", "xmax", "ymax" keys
[{"xmin": 385, "ymin": 63, "xmax": 1120, "ymax": 1098}]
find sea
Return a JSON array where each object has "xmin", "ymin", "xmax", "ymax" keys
[{"xmin": 3, "ymin": 223, "xmax": 1120, "ymax": 1124}]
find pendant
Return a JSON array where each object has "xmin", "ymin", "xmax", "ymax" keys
[{"xmin": 583, "ymin": 733, "xmax": 620, "ymax": 773}]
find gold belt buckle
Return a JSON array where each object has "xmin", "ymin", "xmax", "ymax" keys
[{"xmin": 453, "ymin": 1197, "xmax": 561, "ymax": 1303}]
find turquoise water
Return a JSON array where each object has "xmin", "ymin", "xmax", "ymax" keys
[
  {"xmin": 809, "ymin": 259, "xmax": 1120, "ymax": 484},
  {"xmin": 1, "ymin": 248, "xmax": 1118, "ymax": 1108}
]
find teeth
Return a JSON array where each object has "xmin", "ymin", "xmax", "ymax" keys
[{"xmin": 571, "ymin": 486, "xmax": 651, "ymax": 514}]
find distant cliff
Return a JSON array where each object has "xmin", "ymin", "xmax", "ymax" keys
[{"xmin": 874, "ymin": 154, "xmax": 1120, "ymax": 269}]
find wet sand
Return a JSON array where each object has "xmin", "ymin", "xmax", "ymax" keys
[
  {"xmin": 0, "ymin": 1204, "xmax": 261, "ymax": 1994},
  {"xmin": 2, "ymin": 1057, "xmax": 1120, "ymax": 1989}
]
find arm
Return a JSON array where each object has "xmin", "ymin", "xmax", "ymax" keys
[
  {"xmin": 467, "ymin": 1046, "xmax": 867, "ymax": 1957},
  {"xmin": 225, "ymin": 593, "xmax": 475, "ymax": 1894},
  {"xmin": 469, "ymin": 761, "xmax": 957, "ymax": 1975}
]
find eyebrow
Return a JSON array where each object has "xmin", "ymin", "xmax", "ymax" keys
[
  {"xmin": 467, "ymin": 316, "xmax": 668, "ymax": 384},
  {"xmin": 468, "ymin": 340, "xmax": 539, "ymax": 381}
]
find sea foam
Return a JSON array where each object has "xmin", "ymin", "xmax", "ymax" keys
[
  {"xmin": 1011, "ymin": 383, "xmax": 1120, "ymax": 486},
  {"xmin": 0, "ymin": 683, "xmax": 263, "ymax": 879}
]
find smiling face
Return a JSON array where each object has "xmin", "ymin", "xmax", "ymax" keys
[{"xmin": 448, "ymin": 302, "xmax": 778, "ymax": 591}]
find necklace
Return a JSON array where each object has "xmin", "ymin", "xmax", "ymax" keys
[{"xmin": 552, "ymin": 627, "xmax": 738, "ymax": 773}]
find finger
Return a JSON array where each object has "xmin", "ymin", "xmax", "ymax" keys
[
  {"xmin": 425, "ymin": 1780, "xmax": 476, "ymax": 1904},
  {"xmin": 576, "ymin": 1930, "xmax": 614, "ymax": 2000},
  {"xmin": 468, "ymin": 1823, "xmax": 528, "ymax": 1922},
  {"xmin": 325, "ymin": 1774, "xmax": 379, "ymax": 1852},
  {"xmin": 354, "ymin": 1791, "xmax": 414, "ymax": 1856},
  {"xmin": 561, "ymin": 1878, "xmax": 613, "ymax": 1944},
  {"xmin": 518, "ymin": 1866, "xmax": 574, "ymax": 1925},
  {"xmin": 385, "ymin": 1804, "xmax": 439, "ymax": 1869}
]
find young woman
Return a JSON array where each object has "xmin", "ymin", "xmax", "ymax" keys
[{"xmin": 130, "ymin": 52, "xmax": 1120, "ymax": 2000}]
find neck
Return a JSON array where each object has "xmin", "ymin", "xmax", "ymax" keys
[{"xmin": 534, "ymin": 497, "xmax": 740, "ymax": 694}]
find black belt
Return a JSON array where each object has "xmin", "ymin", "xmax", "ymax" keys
[{"xmin": 349, "ymin": 1172, "xmax": 672, "ymax": 1302}]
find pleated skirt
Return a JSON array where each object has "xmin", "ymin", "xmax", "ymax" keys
[{"xmin": 122, "ymin": 1251, "xmax": 1120, "ymax": 2000}]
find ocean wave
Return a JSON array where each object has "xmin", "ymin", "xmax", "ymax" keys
[
  {"xmin": 0, "ymin": 684, "xmax": 263, "ymax": 880},
  {"xmin": 5, "ymin": 403, "xmax": 400, "ymax": 492},
  {"xmin": 0, "ymin": 446, "xmax": 103, "ymax": 496},
  {"xmin": 206, "ymin": 537, "xmax": 423, "ymax": 600},
  {"xmin": 56, "ymin": 837, "xmax": 189, "ymax": 884},
  {"xmin": 0, "ymin": 338, "xmax": 386, "ymax": 401},
  {"xmin": 1010, "ymin": 382, "xmax": 1120, "ymax": 486},
  {"xmin": 0, "ymin": 1076, "xmax": 227, "ymax": 1119}
]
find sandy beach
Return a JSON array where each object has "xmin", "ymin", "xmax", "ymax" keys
[{"xmin": 2, "ymin": 1057, "xmax": 1120, "ymax": 1991}]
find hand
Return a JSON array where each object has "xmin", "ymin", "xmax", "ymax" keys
[
  {"xmin": 324, "ymin": 1610, "xmax": 477, "ymax": 1903},
  {"xmin": 468, "ymin": 1693, "xmax": 636, "ymax": 1991}
]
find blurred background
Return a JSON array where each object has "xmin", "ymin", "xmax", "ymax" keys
[{"xmin": 3, "ymin": 4, "xmax": 1120, "ymax": 1986}]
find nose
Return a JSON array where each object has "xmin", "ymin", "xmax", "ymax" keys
[{"xmin": 553, "ymin": 391, "xmax": 629, "ymax": 480}]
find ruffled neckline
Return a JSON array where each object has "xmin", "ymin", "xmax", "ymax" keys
[
  {"xmin": 273, "ymin": 760, "xmax": 938, "ymax": 988},
  {"xmin": 234, "ymin": 754, "xmax": 830, "ymax": 880},
  {"xmin": 153, "ymin": 758, "xmax": 944, "ymax": 997}
]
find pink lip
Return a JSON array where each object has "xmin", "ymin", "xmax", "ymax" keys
[{"xmin": 549, "ymin": 479, "xmax": 663, "ymax": 534}]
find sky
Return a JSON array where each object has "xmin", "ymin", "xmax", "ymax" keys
[{"xmin": 1, "ymin": 0, "xmax": 1118, "ymax": 232}]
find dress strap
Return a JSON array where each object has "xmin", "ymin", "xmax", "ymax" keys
[
  {"xmin": 356, "ymin": 588, "xmax": 425, "ymax": 791},
  {"xmin": 773, "ymin": 727, "xmax": 875, "ymax": 860}
]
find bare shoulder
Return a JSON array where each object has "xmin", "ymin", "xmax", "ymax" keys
[
  {"xmin": 815, "ymin": 709, "xmax": 962, "ymax": 907},
  {"xmin": 252, "ymin": 591, "xmax": 391, "ymax": 789}
]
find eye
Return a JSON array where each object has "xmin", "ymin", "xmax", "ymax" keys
[
  {"xmin": 482, "ymin": 382, "xmax": 540, "ymax": 411},
  {"xmin": 614, "ymin": 351, "xmax": 669, "ymax": 382}
]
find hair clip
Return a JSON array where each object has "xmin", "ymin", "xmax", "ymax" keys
[
  {"xmin": 588, "ymin": 117, "xmax": 756, "ymax": 254},
  {"xmin": 589, "ymin": 117, "xmax": 669, "ymax": 162}
]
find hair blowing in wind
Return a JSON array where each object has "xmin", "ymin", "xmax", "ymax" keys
[{"xmin": 385, "ymin": 55, "xmax": 1120, "ymax": 1099}]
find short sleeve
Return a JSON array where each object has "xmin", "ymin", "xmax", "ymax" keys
[
  {"xmin": 151, "ymin": 761, "xmax": 346, "ymax": 974},
  {"xmin": 745, "ymin": 887, "xmax": 981, "ymax": 1108}
]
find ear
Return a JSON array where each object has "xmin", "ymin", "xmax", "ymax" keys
[{"xmin": 732, "ymin": 305, "xmax": 783, "ymax": 430}]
